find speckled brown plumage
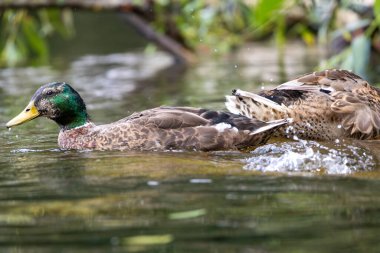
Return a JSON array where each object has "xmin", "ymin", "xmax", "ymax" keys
[
  {"xmin": 225, "ymin": 69, "xmax": 380, "ymax": 140},
  {"xmin": 58, "ymin": 107, "xmax": 287, "ymax": 151},
  {"xmin": 7, "ymin": 82, "xmax": 289, "ymax": 151}
]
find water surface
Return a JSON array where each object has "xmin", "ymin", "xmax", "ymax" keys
[{"xmin": 0, "ymin": 12, "xmax": 380, "ymax": 253}]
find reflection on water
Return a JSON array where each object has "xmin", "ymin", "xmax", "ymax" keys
[
  {"xmin": 1, "ymin": 21, "xmax": 380, "ymax": 252},
  {"xmin": 0, "ymin": 67, "xmax": 58, "ymax": 95},
  {"xmin": 69, "ymin": 52, "xmax": 173, "ymax": 101}
]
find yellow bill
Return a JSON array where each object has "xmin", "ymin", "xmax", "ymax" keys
[{"xmin": 6, "ymin": 101, "xmax": 40, "ymax": 128}]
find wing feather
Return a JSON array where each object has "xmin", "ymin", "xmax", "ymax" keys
[{"xmin": 277, "ymin": 69, "xmax": 366, "ymax": 93}]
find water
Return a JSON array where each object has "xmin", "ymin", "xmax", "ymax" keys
[
  {"xmin": 1, "ymin": 12, "xmax": 380, "ymax": 253},
  {"xmin": 245, "ymin": 140, "xmax": 376, "ymax": 175}
]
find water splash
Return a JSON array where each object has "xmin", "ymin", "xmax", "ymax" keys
[{"xmin": 244, "ymin": 140, "xmax": 375, "ymax": 175}]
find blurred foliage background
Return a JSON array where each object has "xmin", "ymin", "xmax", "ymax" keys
[
  {"xmin": 0, "ymin": 9, "xmax": 74, "ymax": 67},
  {"xmin": 1, "ymin": 0, "xmax": 380, "ymax": 78}
]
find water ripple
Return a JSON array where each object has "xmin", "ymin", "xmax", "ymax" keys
[{"xmin": 10, "ymin": 148, "xmax": 61, "ymax": 153}]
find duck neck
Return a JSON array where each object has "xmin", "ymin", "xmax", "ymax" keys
[{"xmin": 56, "ymin": 111, "xmax": 91, "ymax": 130}]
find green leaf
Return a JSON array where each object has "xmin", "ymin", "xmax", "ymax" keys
[
  {"xmin": 123, "ymin": 234, "xmax": 173, "ymax": 245},
  {"xmin": 169, "ymin": 208, "xmax": 206, "ymax": 220},
  {"xmin": 1, "ymin": 39, "xmax": 22, "ymax": 67},
  {"xmin": 254, "ymin": 0, "xmax": 285, "ymax": 27},
  {"xmin": 21, "ymin": 16, "xmax": 49, "ymax": 63},
  {"xmin": 44, "ymin": 9, "xmax": 74, "ymax": 38},
  {"xmin": 344, "ymin": 34, "xmax": 370, "ymax": 78},
  {"xmin": 375, "ymin": 0, "xmax": 380, "ymax": 24},
  {"xmin": 275, "ymin": 15, "xmax": 286, "ymax": 48}
]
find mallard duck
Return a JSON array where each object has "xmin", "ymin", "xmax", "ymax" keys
[
  {"xmin": 6, "ymin": 82, "xmax": 288, "ymax": 151},
  {"xmin": 225, "ymin": 69, "xmax": 380, "ymax": 140}
]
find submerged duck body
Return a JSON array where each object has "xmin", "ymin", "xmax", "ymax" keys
[
  {"xmin": 226, "ymin": 69, "xmax": 380, "ymax": 140},
  {"xmin": 6, "ymin": 82, "xmax": 288, "ymax": 151}
]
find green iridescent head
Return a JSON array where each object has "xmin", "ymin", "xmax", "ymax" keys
[{"xmin": 6, "ymin": 82, "xmax": 89, "ymax": 130}]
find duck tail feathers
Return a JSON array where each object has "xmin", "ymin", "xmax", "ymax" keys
[
  {"xmin": 249, "ymin": 118, "xmax": 291, "ymax": 135},
  {"xmin": 225, "ymin": 89, "xmax": 287, "ymax": 121}
]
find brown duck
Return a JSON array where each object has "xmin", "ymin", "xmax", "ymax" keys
[
  {"xmin": 6, "ymin": 82, "xmax": 288, "ymax": 151},
  {"xmin": 225, "ymin": 69, "xmax": 380, "ymax": 140}
]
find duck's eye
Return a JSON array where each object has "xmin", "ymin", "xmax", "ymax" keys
[{"xmin": 46, "ymin": 90, "xmax": 54, "ymax": 96}]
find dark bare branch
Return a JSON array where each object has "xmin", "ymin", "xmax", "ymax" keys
[
  {"xmin": 0, "ymin": 0, "xmax": 135, "ymax": 11},
  {"xmin": 121, "ymin": 13, "xmax": 196, "ymax": 64}
]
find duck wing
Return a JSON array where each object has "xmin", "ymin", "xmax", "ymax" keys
[
  {"xmin": 124, "ymin": 106, "xmax": 287, "ymax": 132},
  {"xmin": 145, "ymin": 107, "xmax": 289, "ymax": 150},
  {"xmin": 276, "ymin": 69, "xmax": 366, "ymax": 94},
  {"xmin": 330, "ymin": 85, "xmax": 380, "ymax": 138},
  {"xmin": 119, "ymin": 106, "xmax": 209, "ymax": 129},
  {"xmin": 112, "ymin": 106, "xmax": 289, "ymax": 150}
]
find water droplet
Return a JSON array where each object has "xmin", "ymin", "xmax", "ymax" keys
[
  {"xmin": 8, "ymin": 128, "xmax": 11, "ymax": 132},
  {"xmin": 337, "ymin": 124, "xmax": 342, "ymax": 129},
  {"xmin": 335, "ymin": 139, "xmax": 340, "ymax": 144},
  {"xmin": 234, "ymin": 64, "xmax": 238, "ymax": 69}
]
